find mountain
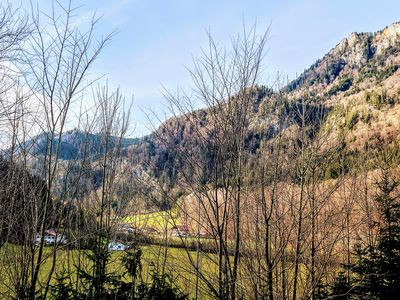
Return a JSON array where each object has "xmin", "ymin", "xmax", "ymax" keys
[
  {"xmin": 126, "ymin": 22, "xmax": 400, "ymax": 185},
  {"xmin": 281, "ymin": 22, "xmax": 400, "ymax": 150},
  {"xmin": 21, "ymin": 129, "xmax": 140, "ymax": 160},
  {"xmin": 15, "ymin": 23, "xmax": 400, "ymax": 189},
  {"xmin": 286, "ymin": 22, "xmax": 400, "ymax": 97}
]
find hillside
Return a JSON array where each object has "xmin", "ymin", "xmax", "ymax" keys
[
  {"xmin": 282, "ymin": 22, "xmax": 400, "ymax": 149},
  {"xmin": 127, "ymin": 22, "xmax": 400, "ymax": 187},
  {"xmin": 17, "ymin": 129, "xmax": 139, "ymax": 160}
]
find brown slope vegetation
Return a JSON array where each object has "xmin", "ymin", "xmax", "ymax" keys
[{"xmin": 178, "ymin": 168, "xmax": 394, "ymax": 248}]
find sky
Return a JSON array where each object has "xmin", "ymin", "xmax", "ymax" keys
[{"xmin": 18, "ymin": 0, "xmax": 400, "ymax": 136}]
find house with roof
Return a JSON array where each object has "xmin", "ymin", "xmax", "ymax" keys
[
  {"xmin": 35, "ymin": 229, "xmax": 67, "ymax": 245},
  {"xmin": 171, "ymin": 225, "xmax": 191, "ymax": 237}
]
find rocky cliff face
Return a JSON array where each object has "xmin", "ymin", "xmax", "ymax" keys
[{"xmin": 285, "ymin": 22, "xmax": 400, "ymax": 101}]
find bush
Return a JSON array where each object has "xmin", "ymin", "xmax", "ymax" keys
[
  {"xmin": 345, "ymin": 110, "xmax": 359, "ymax": 130},
  {"xmin": 365, "ymin": 89, "xmax": 394, "ymax": 109},
  {"xmin": 328, "ymin": 77, "xmax": 353, "ymax": 96},
  {"xmin": 377, "ymin": 65, "xmax": 399, "ymax": 81}
]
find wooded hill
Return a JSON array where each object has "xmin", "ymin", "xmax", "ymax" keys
[{"xmin": 127, "ymin": 22, "xmax": 400, "ymax": 191}]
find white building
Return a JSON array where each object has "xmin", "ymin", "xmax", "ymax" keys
[{"xmin": 35, "ymin": 229, "xmax": 67, "ymax": 245}]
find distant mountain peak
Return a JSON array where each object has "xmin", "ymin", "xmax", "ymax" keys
[
  {"xmin": 286, "ymin": 21, "xmax": 400, "ymax": 95},
  {"xmin": 329, "ymin": 21, "xmax": 400, "ymax": 64}
]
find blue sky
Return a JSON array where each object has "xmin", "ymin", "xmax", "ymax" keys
[{"xmin": 19, "ymin": 0, "xmax": 400, "ymax": 136}]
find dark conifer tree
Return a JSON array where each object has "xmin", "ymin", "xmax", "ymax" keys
[{"xmin": 329, "ymin": 159, "xmax": 400, "ymax": 299}]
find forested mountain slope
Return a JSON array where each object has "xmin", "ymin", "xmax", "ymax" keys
[{"xmin": 127, "ymin": 22, "xmax": 400, "ymax": 186}]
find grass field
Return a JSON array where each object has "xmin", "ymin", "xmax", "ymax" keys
[
  {"xmin": 122, "ymin": 206, "xmax": 182, "ymax": 231},
  {"xmin": 0, "ymin": 244, "xmax": 216, "ymax": 299}
]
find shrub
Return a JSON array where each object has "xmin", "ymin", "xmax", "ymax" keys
[
  {"xmin": 328, "ymin": 77, "xmax": 353, "ymax": 96},
  {"xmin": 377, "ymin": 65, "xmax": 399, "ymax": 81},
  {"xmin": 345, "ymin": 110, "xmax": 359, "ymax": 130},
  {"xmin": 365, "ymin": 89, "xmax": 394, "ymax": 109}
]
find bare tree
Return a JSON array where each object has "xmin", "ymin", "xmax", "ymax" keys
[
  {"xmin": 0, "ymin": 1, "xmax": 114, "ymax": 298},
  {"xmin": 149, "ymin": 25, "xmax": 269, "ymax": 300},
  {"xmin": 0, "ymin": 2, "xmax": 31, "ymax": 137}
]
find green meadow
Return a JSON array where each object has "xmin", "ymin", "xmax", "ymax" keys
[{"xmin": 0, "ymin": 244, "xmax": 217, "ymax": 299}]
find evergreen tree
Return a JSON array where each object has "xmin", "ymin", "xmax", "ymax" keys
[
  {"xmin": 373, "ymin": 168, "xmax": 400, "ymax": 298},
  {"xmin": 48, "ymin": 243, "xmax": 187, "ymax": 300},
  {"xmin": 329, "ymin": 272, "xmax": 352, "ymax": 300},
  {"xmin": 136, "ymin": 273, "xmax": 187, "ymax": 300},
  {"xmin": 314, "ymin": 279, "xmax": 329, "ymax": 300},
  {"xmin": 331, "ymin": 163, "xmax": 400, "ymax": 299}
]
